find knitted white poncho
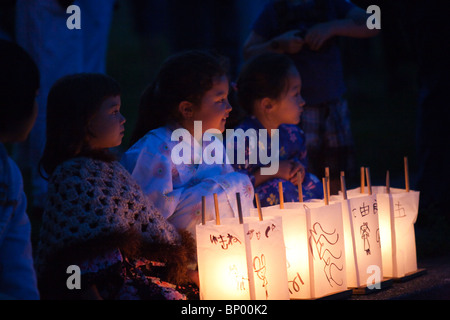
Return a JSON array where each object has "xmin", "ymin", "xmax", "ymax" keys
[{"xmin": 36, "ymin": 157, "xmax": 181, "ymax": 274}]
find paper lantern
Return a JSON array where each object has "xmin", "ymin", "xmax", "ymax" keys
[
  {"xmin": 196, "ymin": 220, "xmax": 251, "ymax": 300},
  {"xmin": 333, "ymin": 193, "xmax": 383, "ymax": 288},
  {"xmin": 251, "ymin": 202, "xmax": 311, "ymax": 299},
  {"xmin": 304, "ymin": 201, "xmax": 347, "ymax": 298},
  {"xmin": 251, "ymin": 201, "xmax": 347, "ymax": 299},
  {"xmin": 334, "ymin": 169, "xmax": 384, "ymax": 288},
  {"xmin": 250, "ymin": 177, "xmax": 347, "ymax": 299},
  {"xmin": 353, "ymin": 158, "xmax": 421, "ymax": 279},
  {"xmin": 196, "ymin": 194, "xmax": 290, "ymax": 300},
  {"xmin": 373, "ymin": 186, "xmax": 420, "ymax": 278}
]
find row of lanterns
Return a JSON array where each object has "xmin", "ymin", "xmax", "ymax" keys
[{"xmin": 196, "ymin": 158, "xmax": 420, "ymax": 300}]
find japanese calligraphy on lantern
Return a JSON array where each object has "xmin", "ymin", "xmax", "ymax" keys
[
  {"xmin": 196, "ymin": 216, "xmax": 289, "ymax": 300},
  {"xmin": 196, "ymin": 222, "xmax": 250, "ymax": 300},
  {"xmin": 374, "ymin": 187, "xmax": 420, "ymax": 278},
  {"xmin": 304, "ymin": 202, "xmax": 347, "ymax": 298},
  {"xmin": 346, "ymin": 193, "xmax": 383, "ymax": 287},
  {"xmin": 243, "ymin": 216, "xmax": 290, "ymax": 300},
  {"xmin": 251, "ymin": 203, "xmax": 312, "ymax": 299}
]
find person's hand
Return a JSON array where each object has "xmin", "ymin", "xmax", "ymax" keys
[
  {"xmin": 289, "ymin": 161, "xmax": 305, "ymax": 186},
  {"xmin": 276, "ymin": 160, "xmax": 296, "ymax": 181},
  {"xmin": 273, "ymin": 30, "xmax": 305, "ymax": 54},
  {"xmin": 305, "ymin": 22, "xmax": 335, "ymax": 51}
]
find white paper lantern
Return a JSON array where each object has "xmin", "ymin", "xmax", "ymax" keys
[
  {"xmin": 251, "ymin": 203, "xmax": 311, "ymax": 299},
  {"xmin": 373, "ymin": 186, "xmax": 420, "ymax": 278},
  {"xmin": 251, "ymin": 200, "xmax": 347, "ymax": 299},
  {"xmin": 332, "ymin": 192, "xmax": 383, "ymax": 288},
  {"xmin": 196, "ymin": 199, "xmax": 290, "ymax": 300},
  {"xmin": 304, "ymin": 202, "xmax": 347, "ymax": 298},
  {"xmin": 196, "ymin": 221, "xmax": 251, "ymax": 300}
]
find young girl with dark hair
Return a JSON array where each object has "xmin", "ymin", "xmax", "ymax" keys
[
  {"xmin": 122, "ymin": 50, "xmax": 254, "ymax": 236},
  {"xmin": 37, "ymin": 73, "xmax": 195, "ymax": 300},
  {"xmin": 243, "ymin": 0, "xmax": 379, "ymax": 194},
  {"xmin": 232, "ymin": 52, "xmax": 323, "ymax": 207}
]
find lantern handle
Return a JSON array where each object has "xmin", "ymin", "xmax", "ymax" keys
[
  {"xmin": 360, "ymin": 166, "xmax": 365, "ymax": 194},
  {"xmin": 236, "ymin": 192, "xmax": 244, "ymax": 224},
  {"xmin": 325, "ymin": 167, "xmax": 330, "ymax": 200},
  {"xmin": 255, "ymin": 193, "xmax": 263, "ymax": 221},
  {"xmin": 323, "ymin": 177, "xmax": 329, "ymax": 205},
  {"xmin": 297, "ymin": 171, "xmax": 303, "ymax": 203},
  {"xmin": 340, "ymin": 171, "xmax": 347, "ymax": 200},
  {"xmin": 386, "ymin": 170, "xmax": 391, "ymax": 194},
  {"xmin": 213, "ymin": 193, "xmax": 220, "ymax": 225},
  {"xmin": 365, "ymin": 167, "xmax": 372, "ymax": 195},
  {"xmin": 278, "ymin": 181, "xmax": 284, "ymax": 209},
  {"xmin": 201, "ymin": 195, "xmax": 206, "ymax": 225},
  {"xmin": 404, "ymin": 156, "xmax": 410, "ymax": 192}
]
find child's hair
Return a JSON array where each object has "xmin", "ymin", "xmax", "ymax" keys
[
  {"xmin": 40, "ymin": 73, "xmax": 121, "ymax": 177},
  {"xmin": 236, "ymin": 53, "xmax": 297, "ymax": 115},
  {"xmin": 129, "ymin": 50, "xmax": 229, "ymax": 146},
  {"xmin": 0, "ymin": 39, "xmax": 40, "ymax": 135}
]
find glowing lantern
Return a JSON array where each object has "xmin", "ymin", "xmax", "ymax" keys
[
  {"xmin": 196, "ymin": 194, "xmax": 290, "ymax": 300},
  {"xmin": 251, "ymin": 178, "xmax": 348, "ymax": 299},
  {"xmin": 375, "ymin": 187, "xmax": 420, "ymax": 278},
  {"xmin": 371, "ymin": 158, "xmax": 421, "ymax": 278},
  {"xmin": 305, "ymin": 200, "xmax": 347, "ymax": 298},
  {"xmin": 333, "ymin": 168, "xmax": 384, "ymax": 289},
  {"xmin": 196, "ymin": 218, "xmax": 250, "ymax": 300},
  {"xmin": 251, "ymin": 201, "xmax": 312, "ymax": 299}
]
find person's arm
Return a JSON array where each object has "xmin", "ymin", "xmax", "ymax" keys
[
  {"xmin": 304, "ymin": 6, "xmax": 380, "ymax": 51},
  {"xmin": 252, "ymin": 159, "xmax": 300, "ymax": 187},
  {"xmin": 328, "ymin": 6, "xmax": 380, "ymax": 37},
  {"xmin": 243, "ymin": 30, "xmax": 305, "ymax": 60}
]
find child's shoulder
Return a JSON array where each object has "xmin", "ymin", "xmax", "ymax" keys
[
  {"xmin": 127, "ymin": 126, "xmax": 172, "ymax": 152},
  {"xmin": 52, "ymin": 157, "xmax": 125, "ymax": 181}
]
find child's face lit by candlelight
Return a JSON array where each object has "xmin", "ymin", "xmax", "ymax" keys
[
  {"xmin": 195, "ymin": 75, "xmax": 232, "ymax": 133},
  {"xmin": 179, "ymin": 75, "xmax": 232, "ymax": 134},
  {"xmin": 88, "ymin": 95, "xmax": 125, "ymax": 150},
  {"xmin": 271, "ymin": 66, "xmax": 305, "ymax": 126}
]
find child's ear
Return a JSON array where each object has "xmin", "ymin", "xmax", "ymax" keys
[
  {"xmin": 178, "ymin": 101, "xmax": 194, "ymax": 120},
  {"xmin": 261, "ymin": 97, "xmax": 275, "ymax": 113}
]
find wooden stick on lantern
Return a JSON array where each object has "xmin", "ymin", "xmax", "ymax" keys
[
  {"xmin": 255, "ymin": 193, "xmax": 263, "ymax": 221},
  {"xmin": 323, "ymin": 177, "xmax": 329, "ymax": 205},
  {"xmin": 213, "ymin": 193, "xmax": 220, "ymax": 225},
  {"xmin": 404, "ymin": 156, "xmax": 410, "ymax": 192},
  {"xmin": 365, "ymin": 167, "xmax": 372, "ymax": 195},
  {"xmin": 325, "ymin": 167, "xmax": 331, "ymax": 200},
  {"xmin": 297, "ymin": 171, "xmax": 303, "ymax": 203},
  {"xmin": 236, "ymin": 192, "xmax": 244, "ymax": 224},
  {"xmin": 386, "ymin": 170, "xmax": 391, "ymax": 194},
  {"xmin": 340, "ymin": 171, "xmax": 347, "ymax": 200},
  {"xmin": 278, "ymin": 181, "xmax": 284, "ymax": 209},
  {"xmin": 360, "ymin": 166, "xmax": 365, "ymax": 194},
  {"xmin": 201, "ymin": 195, "xmax": 206, "ymax": 225}
]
